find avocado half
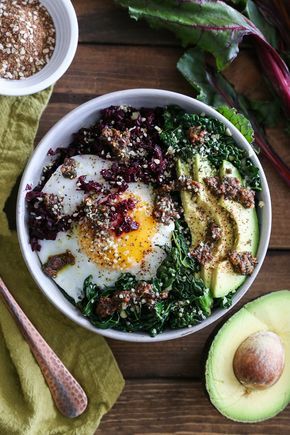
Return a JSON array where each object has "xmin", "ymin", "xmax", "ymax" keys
[{"xmin": 206, "ymin": 291, "xmax": 290, "ymax": 422}]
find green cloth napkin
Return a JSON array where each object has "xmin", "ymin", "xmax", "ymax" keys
[{"xmin": 0, "ymin": 90, "xmax": 124, "ymax": 435}]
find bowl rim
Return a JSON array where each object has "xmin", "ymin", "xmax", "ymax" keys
[
  {"xmin": 16, "ymin": 88, "xmax": 272, "ymax": 342},
  {"xmin": 0, "ymin": 0, "xmax": 78, "ymax": 96}
]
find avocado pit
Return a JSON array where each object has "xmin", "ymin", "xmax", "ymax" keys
[{"xmin": 233, "ymin": 331, "xmax": 285, "ymax": 390}]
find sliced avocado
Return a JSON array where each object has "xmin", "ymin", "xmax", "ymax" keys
[
  {"xmin": 176, "ymin": 159, "xmax": 207, "ymax": 247},
  {"xmin": 210, "ymin": 260, "xmax": 248, "ymax": 299},
  {"xmin": 178, "ymin": 157, "xmax": 259, "ymax": 298},
  {"xmin": 206, "ymin": 290, "xmax": 290, "ymax": 423},
  {"xmin": 220, "ymin": 160, "xmax": 259, "ymax": 254},
  {"xmin": 193, "ymin": 153, "xmax": 216, "ymax": 182},
  {"xmin": 192, "ymin": 155, "xmax": 234, "ymax": 288},
  {"xmin": 211, "ymin": 161, "xmax": 259, "ymax": 298},
  {"xmin": 221, "ymin": 160, "xmax": 243, "ymax": 183}
]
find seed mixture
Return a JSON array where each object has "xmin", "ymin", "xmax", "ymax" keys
[{"xmin": 0, "ymin": 0, "xmax": 55, "ymax": 80}]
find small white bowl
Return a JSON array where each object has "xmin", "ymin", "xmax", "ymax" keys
[
  {"xmin": 17, "ymin": 89, "xmax": 272, "ymax": 342},
  {"xmin": 0, "ymin": 0, "xmax": 78, "ymax": 96}
]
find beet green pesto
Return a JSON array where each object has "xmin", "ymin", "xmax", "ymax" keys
[{"xmin": 26, "ymin": 105, "xmax": 261, "ymax": 337}]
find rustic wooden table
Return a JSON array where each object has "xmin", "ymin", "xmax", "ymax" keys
[{"xmin": 37, "ymin": 1, "xmax": 290, "ymax": 432}]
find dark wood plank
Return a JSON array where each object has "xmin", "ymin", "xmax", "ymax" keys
[
  {"xmin": 37, "ymin": 45, "xmax": 290, "ymax": 249},
  {"xmin": 54, "ymin": 45, "xmax": 190, "ymax": 96},
  {"xmin": 73, "ymin": 0, "xmax": 176, "ymax": 45},
  {"xmin": 97, "ymin": 379, "xmax": 290, "ymax": 433},
  {"xmin": 260, "ymin": 157, "xmax": 290, "ymax": 249},
  {"xmin": 107, "ymin": 251, "xmax": 290, "ymax": 379}
]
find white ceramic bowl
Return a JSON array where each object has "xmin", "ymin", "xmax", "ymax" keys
[
  {"xmin": 17, "ymin": 89, "xmax": 272, "ymax": 342},
  {"xmin": 0, "ymin": 0, "xmax": 78, "ymax": 96}
]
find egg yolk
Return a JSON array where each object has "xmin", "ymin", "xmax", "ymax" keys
[{"xmin": 78, "ymin": 196, "xmax": 157, "ymax": 270}]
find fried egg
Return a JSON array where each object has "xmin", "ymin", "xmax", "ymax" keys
[{"xmin": 38, "ymin": 155, "xmax": 174, "ymax": 301}]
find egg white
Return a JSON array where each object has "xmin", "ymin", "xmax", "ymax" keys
[
  {"xmin": 42, "ymin": 154, "xmax": 111, "ymax": 215},
  {"xmin": 38, "ymin": 155, "xmax": 174, "ymax": 302}
]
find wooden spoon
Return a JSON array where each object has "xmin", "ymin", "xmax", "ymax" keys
[{"xmin": 0, "ymin": 277, "xmax": 88, "ymax": 418}]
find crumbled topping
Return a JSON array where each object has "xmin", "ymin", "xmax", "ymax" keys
[
  {"xmin": 153, "ymin": 192, "xmax": 180, "ymax": 225},
  {"xmin": 228, "ymin": 251, "xmax": 258, "ymax": 275},
  {"xmin": 187, "ymin": 126, "xmax": 207, "ymax": 145},
  {"xmin": 238, "ymin": 187, "xmax": 255, "ymax": 209},
  {"xmin": 204, "ymin": 176, "xmax": 255, "ymax": 208},
  {"xmin": 80, "ymin": 193, "xmax": 139, "ymax": 237},
  {"xmin": 95, "ymin": 296, "xmax": 118, "ymax": 318},
  {"xmin": 135, "ymin": 282, "xmax": 156, "ymax": 306},
  {"xmin": 158, "ymin": 176, "xmax": 200, "ymax": 194},
  {"xmin": 190, "ymin": 242, "xmax": 213, "ymax": 265},
  {"xmin": 95, "ymin": 282, "xmax": 169, "ymax": 319},
  {"xmin": 204, "ymin": 176, "xmax": 224, "ymax": 196},
  {"xmin": 43, "ymin": 193, "xmax": 64, "ymax": 220},
  {"xmin": 61, "ymin": 158, "xmax": 78, "ymax": 179},
  {"xmin": 100, "ymin": 127, "xmax": 131, "ymax": 163},
  {"xmin": 207, "ymin": 222, "xmax": 222, "ymax": 242},
  {"xmin": 189, "ymin": 221, "xmax": 222, "ymax": 265},
  {"xmin": 42, "ymin": 250, "xmax": 75, "ymax": 278},
  {"xmin": 177, "ymin": 175, "xmax": 200, "ymax": 192}
]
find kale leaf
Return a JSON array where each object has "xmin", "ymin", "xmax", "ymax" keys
[
  {"xmin": 214, "ymin": 292, "xmax": 234, "ymax": 309},
  {"xmin": 217, "ymin": 105, "xmax": 254, "ymax": 145},
  {"xmin": 161, "ymin": 106, "xmax": 261, "ymax": 190}
]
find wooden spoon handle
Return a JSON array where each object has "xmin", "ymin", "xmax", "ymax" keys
[{"xmin": 0, "ymin": 277, "xmax": 88, "ymax": 418}]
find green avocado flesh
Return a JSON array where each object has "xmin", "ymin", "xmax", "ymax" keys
[
  {"xmin": 206, "ymin": 291, "xmax": 290, "ymax": 423},
  {"xmin": 177, "ymin": 156, "xmax": 259, "ymax": 298},
  {"xmin": 211, "ymin": 161, "xmax": 259, "ymax": 297}
]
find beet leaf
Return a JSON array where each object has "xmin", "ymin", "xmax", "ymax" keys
[{"xmin": 117, "ymin": 0, "xmax": 290, "ymax": 113}]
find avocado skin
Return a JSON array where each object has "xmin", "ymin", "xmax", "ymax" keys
[
  {"xmin": 178, "ymin": 156, "xmax": 259, "ymax": 299},
  {"xmin": 205, "ymin": 290, "xmax": 290, "ymax": 423}
]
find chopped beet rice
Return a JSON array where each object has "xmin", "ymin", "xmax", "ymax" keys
[
  {"xmin": 26, "ymin": 105, "xmax": 172, "ymax": 250},
  {"xmin": 44, "ymin": 106, "xmax": 172, "ymax": 190},
  {"xmin": 80, "ymin": 192, "xmax": 139, "ymax": 237},
  {"xmin": 26, "ymin": 191, "xmax": 72, "ymax": 251},
  {"xmin": 76, "ymin": 175, "xmax": 103, "ymax": 193}
]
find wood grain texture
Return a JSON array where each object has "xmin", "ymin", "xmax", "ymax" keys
[
  {"xmin": 53, "ymin": 45, "xmax": 190, "ymax": 96},
  {"xmin": 98, "ymin": 379, "xmax": 290, "ymax": 434},
  {"xmin": 38, "ymin": 45, "xmax": 290, "ymax": 249},
  {"xmin": 73, "ymin": 0, "xmax": 176, "ymax": 45}
]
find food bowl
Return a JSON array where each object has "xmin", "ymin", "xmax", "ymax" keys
[
  {"xmin": 0, "ymin": 0, "xmax": 78, "ymax": 96},
  {"xmin": 17, "ymin": 89, "xmax": 272, "ymax": 342}
]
